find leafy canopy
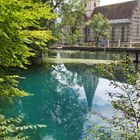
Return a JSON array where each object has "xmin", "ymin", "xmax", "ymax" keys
[
  {"xmin": 35, "ymin": 0, "xmax": 85, "ymax": 45},
  {"xmin": 0, "ymin": 0, "xmax": 56, "ymax": 139},
  {"xmin": 92, "ymin": 58, "xmax": 140, "ymax": 139},
  {"xmin": 0, "ymin": 0, "xmax": 56, "ymax": 98},
  {"xmin": 0, "ymin": 115, "xmax": 47, "ymax": 140},
  {"xmin": 87, "ymin": 13, "xmax": 111, "ymax": 46},
  {"xmin": 0, "ymin": 0, "xmax": 56, "ymax": 68}
]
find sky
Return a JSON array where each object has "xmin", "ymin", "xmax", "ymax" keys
[{"xmin": 101, "ymin": 0, "xmax": 133, "ymax": 6}]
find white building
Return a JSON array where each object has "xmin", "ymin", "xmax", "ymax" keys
[{"xmin": 83, "ymin": 0, "xmax": 140, "ymax": 47}]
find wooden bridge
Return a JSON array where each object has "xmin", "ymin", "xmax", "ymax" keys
[{"xmin": 54, "ymin": 46, "xmax": 140, "ymax": 63}]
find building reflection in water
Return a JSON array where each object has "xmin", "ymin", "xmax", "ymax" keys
[{"xmin": 13, "ymin": 63, "xmax": 115, "ymax": 140}]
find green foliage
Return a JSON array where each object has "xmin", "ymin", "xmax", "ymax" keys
[
  {"xmin": 48, "ymin": 49, "xmax": 57, "ymax": 57},
  {"xmin": 91, "ymin": 57, "xmax": 140, "ymax": 139},
  {"xmin": 0, "ymin": 115, "xmax": 47, "ymax": 140},
  {"xmin": 0, "ymin": 0, "xmax": 56, "ymax": 67},
  {"xmin": 0, "ymin": 0, "xmax": 55, "ymax": 139},
  {"xmin": 60, "ymin": 1, "xmax": 85, "ymax": 45},
  {"xmin": 0, "ymin": 0, "xmax": 56, "ymax": 98},
  {"xmin": 20, "ymin": 30, "xmax": 56, "ymax": 50},
  {"xmin": 83, "ymin": 125, "xmax": 112, "ymax": 140},
  {"xmin": 87, "ymin": 13, "xmax": 111, "ymax": 46},
  {"xmin": 0, "ymin": 75, "xmax": 29, "ymax": 98},
  {"xmin": 53, "ymin": 0, "xmax": 85, "ymax": 45},
  {"xmin": 33, "ymin": 0, "xmax": 85, "ymax": 45}
]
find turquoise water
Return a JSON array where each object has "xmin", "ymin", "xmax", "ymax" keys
[
  {"xmin": 10, "ymin": 62, "xmax": 121, "ymax": 140},
  {"xmin": 9, "ymin": 50, "xmax": 129, "ymax": 140}
]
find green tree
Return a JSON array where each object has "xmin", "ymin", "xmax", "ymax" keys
[
  {"xmin": 59, "ymin": 1, "xmax": 85, "ymax": 45},
  {"xmin": 0, "ymin": 0, "xmax": 56, "ymax": 98},
  {"xmin": 87, "ymin": 13, "xmax": 111, "ymax": 47},
  {"xmin": 0, "ymin": 115, "xmax": 46, "ymax": 140},
  {"xmin": 0, "ymin": 0, "xmax": 56, "ymax": 139},
  {"xmin": 92, "ymin": 58, "xmax": 140, "ymax": 139},
  {"xmin": 34, "ymin": 0, "xmax": 85, "ymax": 45}
]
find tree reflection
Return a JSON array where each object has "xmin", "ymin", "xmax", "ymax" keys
[
  {"xmin": 13, "ymin": 63, "xmax": 99, "ymax": 140},
  {"xmin": 65, "ymin": 64, "xmax": 99, "ymax": 111}
]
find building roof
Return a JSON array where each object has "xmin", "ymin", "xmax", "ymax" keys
[
  {"xmin": 91, "ymin": 0, "xmax": 137, "ymax": 20},
  {"xmin": 84, "ymin": 15, "xmax": 90, "ymax": 22}
]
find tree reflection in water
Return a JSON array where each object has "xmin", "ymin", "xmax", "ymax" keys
[{"xmin": 13, "ymin": 63, "xmax": 99, "ymax": 140}]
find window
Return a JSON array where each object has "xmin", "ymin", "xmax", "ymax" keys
[
  {"xmin": 137, "ymin": 24, "xmax": 139, "ymax": 36},
  {"xmin": 121, "ymin": 27, "xmax": 125, "ymax": 42},
  {"xmin": 111, "ymin": 27, "xmax": 115, "ymax": 42}
]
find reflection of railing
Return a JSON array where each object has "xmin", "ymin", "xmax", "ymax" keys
[{"xmin": 56, "ymin": 50, "xmax": 61, "ymax": 59}]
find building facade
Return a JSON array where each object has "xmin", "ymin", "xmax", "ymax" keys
[
  {"xmin": 60, "ymin": 0, "xmax": 140, "ymax": 47},
  {"xmin": 83, "ymin": 0, "xmax": 140, "ymax": 47}
]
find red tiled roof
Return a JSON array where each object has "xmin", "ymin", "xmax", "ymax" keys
[{"xmin": 92, "ymin": 0, "xmax": 137, "ymax": 20}]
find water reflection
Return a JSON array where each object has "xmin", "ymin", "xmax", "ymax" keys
[
  {"xmin": 12, "ymin": 63, "xmax": 114, "ymax": 140},
  {"xmin": 58, "ymin": 50, "xmax": 124, "ymax": 60},
  {"xmin": 64, "ymin": 64, "xmax": 99, "ymax": 112}
]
